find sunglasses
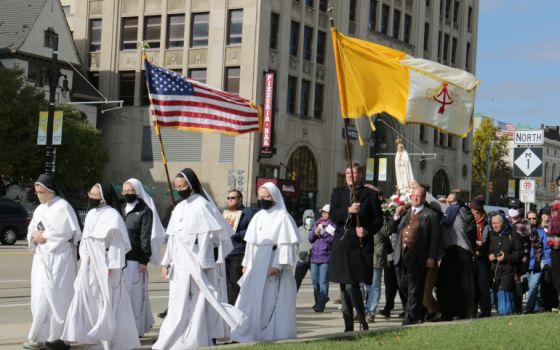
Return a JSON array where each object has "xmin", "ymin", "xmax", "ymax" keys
[{"xmin": 227, "ymin": 196, "xmax": 239, "ymax": 200}]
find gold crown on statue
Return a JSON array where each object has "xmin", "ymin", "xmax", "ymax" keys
[{"xmin": 395, "ymin": 138, "xmax": 403, "ymax": 145}]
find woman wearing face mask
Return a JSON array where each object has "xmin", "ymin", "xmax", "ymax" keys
[
  {"xmin": 62, "ymin": 183, "xmax": 140, "ymax": 350},
  {"xmin": 23, "ymin": 175, "xmax": 81, "ymax": 350},
  {"xmin": 154, "ymin": 168, "xmax": 243, "ymax": 349},
  {"xmin": 121, "ymin": 178, "xmax": 165, "ymax": 337},
  {"xmin": 231, "ymin": 182, "xmax": 299, "ymax": 343}
]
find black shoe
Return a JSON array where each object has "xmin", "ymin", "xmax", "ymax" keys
[
  {"xmin": 378, "ymin": 309, "xmax": 391, "ymax": 318},
  {"xmin": 478, "ymin": 312, "xmax": 491, "ymax": 318},
  {"xmin": 313, "ymin": 305, "xmax": 325, "ymax": 313},
  {"xmin": 360, "ymin": 322, "xmax": 369, "ymax": 331},
  {"xmin": 45, "ymin": 340, "xmax": 69, "ymax": 350},
  {"xmin": 398, "ymin": 311, "xmax": 405, "ymax": 318},
  {"xmin": 367, "ymin": 314, "xmax": 376, "ymax": 323},
  {"xmin": 157, "ymin": 309, "xmax": 168, "ymax": 319},
  {"xmin": 425, "ymin": 311, "xmax": 442, "ymax": 322}
]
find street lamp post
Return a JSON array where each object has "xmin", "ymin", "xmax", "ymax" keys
[
  {"xmin": 485, "ymin": 140, "xmax": 491, "ymax": 205},
  {"xmin": 45, "ymin": 29, "xmax": 59, "ymax": 175}
]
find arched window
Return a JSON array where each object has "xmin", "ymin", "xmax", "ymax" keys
[
  {"xmin": 432, "ymin": 169, "xmax": 450, "ymax": 197},
  {"xmin": 286, "ymin": 146, "xmax": 317, "ymax": 191}
]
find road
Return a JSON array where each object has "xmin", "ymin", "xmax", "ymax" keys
[{"xmin": 0, "ymin": 241, "xmax": 404, "ymax": 349}]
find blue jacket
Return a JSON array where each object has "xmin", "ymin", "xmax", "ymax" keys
[
  {"xmin": 530, "ymin": 227, "xmax": 551, "ymax": 270},
  {"xmin": 227, "ymin": 205, "xmax": 258, "ymax": 257}
]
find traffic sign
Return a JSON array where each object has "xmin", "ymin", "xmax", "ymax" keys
[
  {"xmin": 519, "ymin": 179, "xmax": 536, "ymax": 203},
  {"xmin": 514, "ymin": 129, "xmax": 544, "ymax": 145},
  {"xmin": 513, "ymin": 147, "xmax": 543, "ymax": 178}
]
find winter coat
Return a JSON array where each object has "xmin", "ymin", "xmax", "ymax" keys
[{"xmin": 308, "ymin": 218, "xmax": 335, "ymax": 264}]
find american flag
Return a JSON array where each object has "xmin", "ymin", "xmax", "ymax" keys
[
  {"xmin": 144, "ymin": 61, "xmax": 260, "ymax": 135},
  {"xmin": 496, "ymin": 120, "xmax": 515, "ymax": 138}
]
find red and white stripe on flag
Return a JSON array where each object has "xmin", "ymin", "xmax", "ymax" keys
[{"xmin": 145, "ymin": 60, "xmax": 260, "ymax": 135}]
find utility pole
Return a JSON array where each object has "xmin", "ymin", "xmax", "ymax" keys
[{"xmin": 45, "ymin": 29, "xmax": 59, "ymax": 175}]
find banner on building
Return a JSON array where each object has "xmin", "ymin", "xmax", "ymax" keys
[
  {"xmin": 378, "ymin": 158, "xmax": 387, "ymax": 182},
  {"xmin": 260, "ymin": 72, "xmax": 275, "ymax": 158},
  {"xmin": 37, "ymin": 111, "xmax": 63, "ymax": 145}
]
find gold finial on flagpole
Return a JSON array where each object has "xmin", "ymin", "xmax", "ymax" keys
[
  {"xmin": 138, "ymin": 40, "xmax": 150, "ymax": 61},
  {"xmin": 327, "ymin": 3, "xmax": 335, "ymax": 27}
]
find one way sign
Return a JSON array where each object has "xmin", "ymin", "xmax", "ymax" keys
[{"xmin": 513, "ymin": 147, "xmax": 543, "ymax": 178}]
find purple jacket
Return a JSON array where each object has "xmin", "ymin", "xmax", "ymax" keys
[{"xmin": 308, "ymin": 218, "xmax": 335, "ymax": 264}]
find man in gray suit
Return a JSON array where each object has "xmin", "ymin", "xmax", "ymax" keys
[{"xmin": 391, "ymin": 185, "xmax": 441, "ymax": 325}]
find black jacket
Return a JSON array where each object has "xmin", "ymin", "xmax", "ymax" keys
[
  {"xmin": 391, "ymin": 205, "xmax": 441, "ymax": 266},
  {"xmin": 123, "ymin": 199, "xmax": 153, "ymax": 265},
  {"xmin": 227, "ymin": 205, "xmax": 258, "ymax": 257},
  {"xmin": 328, "ymin": 184, "xmax": 383, "ymax": 284},
  {"xmin": 485, "ymin": 226, "xmax": 523, "ymax": 291}
]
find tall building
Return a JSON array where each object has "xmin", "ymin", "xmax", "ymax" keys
[{"xmin": 62, "ymin": 0, "xmax": 479, "ymax": 218}]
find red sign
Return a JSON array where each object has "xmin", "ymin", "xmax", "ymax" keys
[
  {"xmin": 256, "ymin": 178, "xmax": 301, "ymax": 198},
  {"xmin": 261, "ymin": 72, "xmax": 274, "ymax": 155}
]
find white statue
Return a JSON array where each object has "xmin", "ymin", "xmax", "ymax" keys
[{"xmin": 395, "ymin": 139, "xmax": 415, "ymax": 193}]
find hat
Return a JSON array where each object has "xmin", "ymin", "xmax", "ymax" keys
[
  {"xmin": 469, "ymin": 197, "xmax": 484, "ymax": 211},
  {"xmin": 319, "ymin": 204, "xmax": 330, "ymax": 213},
  {"xmin": 540, "ymin": 206, "xmax": 552, "ymax": 216},
  {"xmin": 509, "ymin": 198, "xmax": 522, "ymax": 209}
]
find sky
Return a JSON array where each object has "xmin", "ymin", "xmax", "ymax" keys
[{"xmin": 475, "ymin": 0, "xmax": 560, "ymax": 127}]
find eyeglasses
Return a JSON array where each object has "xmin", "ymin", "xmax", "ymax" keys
[{"xmin": 227, "ymin": 196, "xmax": 239, "ymax": 200}]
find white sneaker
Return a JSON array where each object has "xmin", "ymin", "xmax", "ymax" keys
[{"xmin": 21, "ymin": 341, "xmax": 45, "ymax": 350}]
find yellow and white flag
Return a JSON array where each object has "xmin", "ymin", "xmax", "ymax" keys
[{"xmin": 332, "ymin": 28, "xmax": 480, "ymax": 137}]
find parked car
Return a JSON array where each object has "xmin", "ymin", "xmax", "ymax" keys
[{"xmin": 0, "ymin": 198, "xmax": 30, "ymax": 245}]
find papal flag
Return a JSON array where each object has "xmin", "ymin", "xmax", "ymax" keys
[{"xmin": 331, "ymin": 28, "xmax": 480, "ymax": 137}]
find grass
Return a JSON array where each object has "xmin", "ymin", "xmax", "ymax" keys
[{"xmin": 239, "ymin": 313, "xmax": 560, "ymax": 350}]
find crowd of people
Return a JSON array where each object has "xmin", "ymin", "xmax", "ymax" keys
[{"xmin": 19, "ymin": 167, "xmax": 560, "ymax": 349}]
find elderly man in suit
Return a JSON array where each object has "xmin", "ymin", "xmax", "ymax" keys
[
  {"xmin": 391, "ymin": 185, "xmax": 441, "ymax": 325},
  {"xmin": 328, "ymin": 163, "xmax": 383, "ymax": 332}
]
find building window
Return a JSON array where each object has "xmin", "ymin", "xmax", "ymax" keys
[
  {"xmin": 453, "ymin": 1, "xmax": 460, "ymax": 24},
  {"xmin": 121, "ymin": 17, "xmax": 138, "ymax": 50},
  {"xmin": 167, "ymin": 14, "xmax": 185, "ymax": 48},
  {"xmin": 270, "ymin": 13, "xmax": 280, "ymax": 49},
  {"xmin": 451, "ymin": 37, "xmax": 457, "ymax": 64},
  {"xmin": 443, "ymin": 34, "xmax": 450, "ymax": 62},
  {"xmin": 433, "ymin": 129, "xmax": 438, "ymax": 144},
  {"xmin": 439, "ymin": 131, "xmax": 445, "ymax": 146},
  {"xmin": 287, "ymin": 76, "xmax": 297, "ymax": 114},
  {"xmin": 349, "ymin": 0, "xmax": 357, "ymax": 22},
  {"xmin": 224, "ymin": 67, "xmax": 240, "ymax": 94},
  {"xmin": 227, "ymin": 9, "xmax": 243, "ymax": 45},
  {"xmin": 462, "ymin": 137, "xmax": 469, "ymax": 152},
  {"xmin": 468, "ymin": 6, "xmax": 473, "ymax": 31},
  {"xmin": 420, "ymin": 125, "xmax": 426, "ymax": 142},
  {"xmin": 88, "ymin": 72, "xmax": 100, "ymax": 90},
  {"xmin": 438, "ymin": 30, "xmax": 442, "ymax": 59},
  {"xmin": 219, "ymin": 134, "xmax": 235, "ymax": 163},
  {"xmin": 300, "ymin": 80, "xmax": 311, "ymax": 117},
  {"xmin": 144, "ymin": 16, "xmax": 161, "ymax": 49},
  {"xmin": 303, "ymin": 26, "xmax": 313, "ymax": 61},
  {"xmin": 305, "ymin": 0, "xmax": 314, "ymax": 8},
  {"xmin": 381, "ymin": 4, "xmax": 390, "ymax": 35},
  {"xmin": 466, "ymin": 42, "xmax": 471, "ymax": 70},
  {"xmin": 447, "ymin": 135, "xmax": 453, "ymax": 148},
  {"xmin": 141, "ymin": 73, "xmax": 150, "ymax": 106},
  {"xmin": 188, "ymin": 68, "xmax": 206, "ymax": 84},
  {"xmin": 404, "ymin": 14, "xmax": 411, "ymax": 43},
  {"xmin": 191, "ymin": 12, "xmax": 209, "ymax": 47},
  {"xmin": 314, "ymin": 83, "xmax": 324, "ymax": 119},
  {"xmin": 423, "ymin": 22, "xmax": 429, "ymax": 51},
  {"xmin": 119, "ymin": 71, "xmax": 135, "ymax": 106},
  {"xmin": 89, "ymin": 19, "xmax": 102, "ymax": 52},
  {"xmin": 369, "ymin": 1, "xmax": 377, "ymax": 31},
  {"xmin": 290, "ymin": 21, "xmax": 300, "ymax": 57},
  {"xmin": 426, "ymin": 0, "xmax": 430, "ymax": 7},
  {"xmin": 316, "ymin": 30, "xmax": 326, "ymax": 65},
  {"xmin": 319, "ymin": 0, "xmax": 328, "ymax": 12},
  {"xmin": 393, "ymin": 10, "xmax": 400, "ymax": 39},
  {"xmin": 445, "ymin": 0, "xmax": 452, "ymax": 20}
]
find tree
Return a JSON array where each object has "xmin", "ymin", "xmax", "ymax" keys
[
  {"xmin": 471, "ymin": 118, "xmax": 510, "ymax": 206},
  {"xmin": 0, "ymin": 67, "xmax": 108, "ymax": 198}
]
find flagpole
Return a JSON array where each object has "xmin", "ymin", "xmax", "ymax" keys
[
  {"xmin": 328, "ymin": 5, "xmax": 362, "ymax": 247},
  {"xmin": 140, "ymin": 41, "xmax": 176, "ymax": 207}
]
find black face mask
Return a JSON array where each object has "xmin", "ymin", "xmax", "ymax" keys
[
  {"xmin": 258, "ymin": 199, "xmax": 274, "ymax": 210},
  {"xmin": 124, "ymin": 194, "xmax": 138, "ymax": 203},
  {"xmin": 88, "ymin": 198, "xmax": 102, "ymax": 210},
  {"xmin": 177, "ymin": 188, "xmax": 192, "ymax": 199}
]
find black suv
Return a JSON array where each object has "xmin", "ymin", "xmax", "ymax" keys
[{"xmin": 0, "ymin": 198, "xmax": 30, "ymax": 245}]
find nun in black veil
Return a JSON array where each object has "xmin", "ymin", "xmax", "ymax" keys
[
  {"xmin": 62, "ymin": 182, "xmax": 140, "ymax": 349},
  {"xmin": 154, "ymin": 168, "xmax": 243, "ymax": 349}
]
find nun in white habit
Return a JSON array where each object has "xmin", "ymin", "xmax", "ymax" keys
[
  {"xmin": 153, "ymin": 168, "xmax": 244, "ymax": 350},
  {"xmin": 231, "ymin": 182, "xmax": 300, "ymax": 343},
  {"xmin": 23, "ymin": 174, "xmax": 81, "ymax": 350},
  {"xmin": 62, "ymin": 183, "xmax": 140, "ymax": 350},
  {"xmin": 121, "ymin": 178, "xmax": 165, "ymax": 337}
]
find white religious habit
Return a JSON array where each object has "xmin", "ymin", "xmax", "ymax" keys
[
  {"xmin": 231, "ymin": 182, "xmax": 300, "ymax": 343},
  {"xmin": 122, "ymin": 178, "xmax": 165, "ymax": 337},
  {"xmin": 27, "ymin": 196, "xmax": 81, "ymax": 343},
  {"xmin": 153, "ymin": 192, "xmax": 244, "ymax": 350},
  {"xmin": 62, "ymin": 204, "xmax": 140, "ymax": 350},
  {"xmin": 395, "ymin": 142, "xmax": 416, "ymax": 193}
]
